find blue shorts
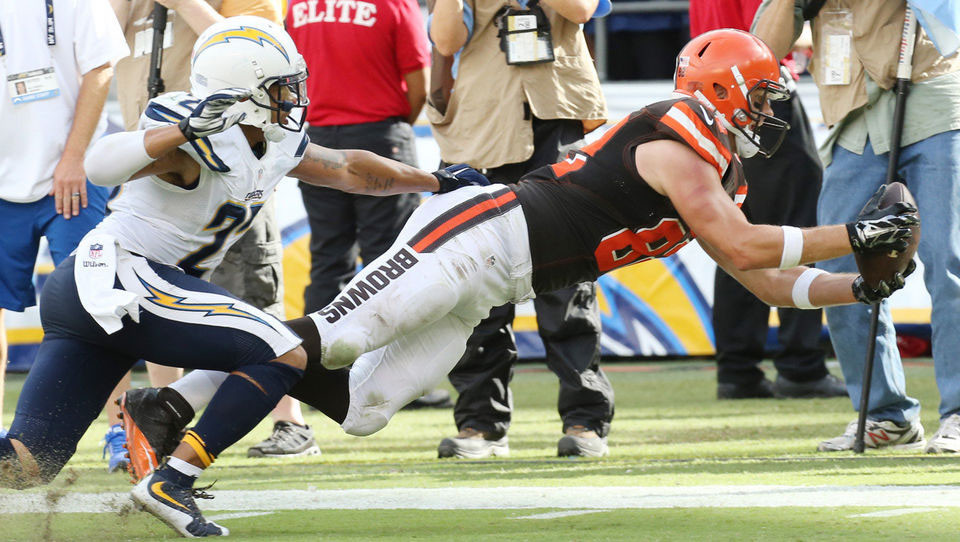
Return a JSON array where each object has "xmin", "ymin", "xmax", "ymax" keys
[{"xmin": 0, "ymin": 181, "xmax": 109, "ymax": 311}]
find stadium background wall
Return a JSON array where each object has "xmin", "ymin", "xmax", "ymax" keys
[{"xmin": 4, "ymin": 81, "xmax": 934, "ymax": 370}]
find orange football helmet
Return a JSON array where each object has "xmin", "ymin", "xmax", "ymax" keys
[{"xmin": 674, "ymin": 28, "xmax": 790, "ymax": 157}]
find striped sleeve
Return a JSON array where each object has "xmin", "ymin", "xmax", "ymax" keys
[{"xmin": 659, "ymin": 101, "xmax": 732, "ymax": 179}]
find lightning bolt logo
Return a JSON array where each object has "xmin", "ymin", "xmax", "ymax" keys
[
  {"xmin": 195, "ymin": 26, "xmax": 289, "ymax": 64},
  {"xmin": 137, "ymin": 274, "xmax": 269, "ymax": 325}
]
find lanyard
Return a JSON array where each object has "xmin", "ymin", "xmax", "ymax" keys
[{"xmin": 0, "ymin": 0, "xmax": 56, "ymax": 57}]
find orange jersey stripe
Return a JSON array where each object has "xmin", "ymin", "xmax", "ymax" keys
[
  {"xmin": 661, "ymin": 113, "xmax": 723, "ymax": 175},
  {"xmin": 673, "ymin": 102, "xmax": 732, "ymax": 165},
  {"xmin": 411, "ymin": 191, "xmax": 518, "ymax": 253}
]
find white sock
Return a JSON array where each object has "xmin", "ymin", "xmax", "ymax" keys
[
  {"xmin": 168, "ymin": 370, "xmax": 227, "ymax": 412},
  {"xmin": 166, "ymin": 456, "xmax": 204, "ymax": 478}
]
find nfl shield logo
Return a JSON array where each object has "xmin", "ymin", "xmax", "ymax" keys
[{"xmin": 89, "ymin": 243, "xmax": 103, "ymax": 259}]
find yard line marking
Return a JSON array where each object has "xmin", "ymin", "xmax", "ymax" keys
[
  {"xmin": 207, "ymin": 511, "xmax": 275, "ymax": 521},
  {"xmin": 6, "ymin": 486, "xmax": 960, "ymax": 515},
  {"xmin": 848, "ymin": 508, "xmax": 941, "ymax": 518},
  {"xmin": 515, "ymin": 510, "xmax": 610, "ymax": 520}
]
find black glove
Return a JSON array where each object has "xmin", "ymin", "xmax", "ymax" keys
[
  {"xmin": 846, "ymin": 211, "xmax": 918, "ymax": 254},
  {"xmin": 178, "ymin": 88, "xmax": 251, "ymax": 141},
  {"xmin": 432, "ymin": 164, "xmax": 491, "ymax": 194},
  {"xmin": 852, "ymin": 259, "xmax": 916, "ymax": 304}
]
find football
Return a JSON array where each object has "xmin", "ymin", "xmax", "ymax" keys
[{"xmin": 854, "ymin": 182, "xmax": 921, "ymax": 289}]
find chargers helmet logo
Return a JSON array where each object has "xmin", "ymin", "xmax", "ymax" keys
[{"xmin": 194, "ymin": 26, "xmax": 290, "ymax": 64}]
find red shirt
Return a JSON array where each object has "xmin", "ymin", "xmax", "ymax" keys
[
  {"xmin": 286, "ymin": 0, "xmax": 430, "ymax": 126},
  {"xmin": 688, "ymin": 0, "xmax": 761, "ymax": 36}
]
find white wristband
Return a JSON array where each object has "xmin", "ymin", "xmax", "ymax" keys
[
  {"xmin": 791, "ymin": 268, "xmax": 827, "ymax": 309},
  {"xmin": 779, "ymin": 225, "xmax": 804, "ymax": 269}
]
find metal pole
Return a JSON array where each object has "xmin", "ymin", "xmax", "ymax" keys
[{"xmin": 853, "ymin": 6, "xmax": 917, "ymax": 454}]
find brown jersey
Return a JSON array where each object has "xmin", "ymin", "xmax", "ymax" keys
[{"xmin": 512, "ymin": 96, "xmax": 748, "ymax": 294}]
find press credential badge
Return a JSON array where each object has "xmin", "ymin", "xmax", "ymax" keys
[
  {"xmin": 820, "ymin": 8, "xmax": 853, "ymax": 85},
  {"xmin": 8, "ymin": 67, "xmax": 59, "ymax": 105}
]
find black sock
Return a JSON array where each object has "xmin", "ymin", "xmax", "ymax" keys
[{"xmin": 285, "ymin": 316, "xmax": 349, "ymax": 423}]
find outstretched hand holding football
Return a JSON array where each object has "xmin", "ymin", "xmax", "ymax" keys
[{"xmin": 850, "ymin": 182, "xmax": 922, "ymax": 297}]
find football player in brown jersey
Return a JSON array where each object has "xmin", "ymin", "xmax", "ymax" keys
[{"xmin": 120, "ymin": 29, "xmax": 918, "ymax": 465}]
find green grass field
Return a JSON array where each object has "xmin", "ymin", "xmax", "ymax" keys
[{"xmin": 3, "ymin": 359, "xmax": 960, "ymax": 541}]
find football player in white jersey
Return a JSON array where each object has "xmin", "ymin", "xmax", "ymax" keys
[{"xmin": 0, "ymin": 16, "xmax": 487, "ymax": 538}]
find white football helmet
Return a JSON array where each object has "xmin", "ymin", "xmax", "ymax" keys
[{"xmin": 190, "ymin": 16, "xmax": 309, "ymax": 141}]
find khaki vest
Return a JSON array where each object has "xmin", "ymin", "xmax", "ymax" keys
[
  {"xmin": 810, "ymin": 0, "xmax": 960, "ymax": 127},
  {"xmin": 427, "ymin": 0, "xmax": 608, "ymax": 169}
]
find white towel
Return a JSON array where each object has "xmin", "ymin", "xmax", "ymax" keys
[{"xmin": 73, "ymin": 232, "xmax": 141, "ymax": 334}]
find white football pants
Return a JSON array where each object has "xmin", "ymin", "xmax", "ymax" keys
[{"xmin": 310, "ymin": 185, "xmax": 534, "ymax": 436}]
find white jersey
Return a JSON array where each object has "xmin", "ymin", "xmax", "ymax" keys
[{"xmin": 96, "ymin": 91, "xmax": 308, "ymax": 278}]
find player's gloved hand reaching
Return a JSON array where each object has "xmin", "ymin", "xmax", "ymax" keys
[
  {"xmin": 178, "ymin": 88, "xmax": 252, "ymax": 141},
  {"xmin": 432, "ymin": 164, "xmax": 491, "ymax": 194},
  {"xmin": 846, "ymin": 186, "xmax": 919, "ymax": 254},
  {"xmin": 852, "ymin": 258, "xmax": 917, "ymax": 304}
]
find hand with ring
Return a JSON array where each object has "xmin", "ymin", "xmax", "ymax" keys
[{"xmin": 51, "ymin": 152, "xmax": 88, "ymax": 219}]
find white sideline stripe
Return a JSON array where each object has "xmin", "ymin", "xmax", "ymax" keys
[
  {"xmin": 516, "ymin": 510, "xmax": 610, "ymax": 520},
  {"xmin": 847, "ymin": 508, "xmax": 942, "ymax": 518},
  {"xmin": 5, "ymin": 486, "xmax": 960, "ymax": 515}
]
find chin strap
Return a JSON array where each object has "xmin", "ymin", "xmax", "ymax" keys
[{"xmin": 719, "ymin": 115, "xmax": 760, "ymax": 158}]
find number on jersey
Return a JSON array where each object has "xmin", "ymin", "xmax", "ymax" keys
[{"xmin": 594, "ymin": 218, "xmax": 691, "ymax": 272}]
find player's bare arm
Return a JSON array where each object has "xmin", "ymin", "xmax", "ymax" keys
[
  {"xmin": 291, "ymin": 144, "xmax": 441, "ymax": 195},
  {"xmin": 698, "ymin": 237, "xmax": 858, "ymax": 308},
  {"xmin": 635, "ymin": 140, "xmax": 913, "ymax": 270}
]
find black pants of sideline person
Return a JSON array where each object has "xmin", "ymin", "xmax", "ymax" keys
[
  {"xmin": 445, "ymin": 117, "xmax": 615, "ymax": 439},
  {"xmin": 300, "ymin": 117, "xmax": 421, "ymax": 313},
  {"xmin": 713, "ymin": 92, "xmax": 828, "ymax": 387}
]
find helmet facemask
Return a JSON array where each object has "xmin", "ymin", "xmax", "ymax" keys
[
  {"xmin": 241, "ymin": 66, "xmax": 310, "ymax": 141},
  {"xmin": 723, "ymin": 76, "xmax": 791, "ymax": 158}
]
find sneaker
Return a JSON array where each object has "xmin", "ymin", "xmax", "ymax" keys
[
  {"xmin": 103, "ymin": 423, "xmax": 130, "ymax": 473},
  {"xmin": 925, "ymin": 414, "xmax": 960, "ymax": 453},
  {"xmin": 717, "ymin": 378, "xmax": 775, "ymax": 400},
  {"xmin": 557, "ymin": 425, "xmax": 609, "ymax": 457},
  {"xmin": 118, "ymin": 388, "xmax": 193, "ymax": 482},
  {"xmin": 401, "ymin": 389, "xmax": 454, "ymax": 410},
  {"xmin": 247, "ymin": 421, "xmax": 320, "ymax": 458},
  {"xmin": 774, "ymin": 374, "xmax": 848, "ymax": 399},
  {"xmin": 437, "ymin": 428, "xmax": 509, "ymax": 459},
  {"xmin": 817, "ymin": 419, "xmax": 926, "ymax": 452},
  {"xmin": 132, "ymin": 469, "xmax": 228, "ymax": 537}
]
